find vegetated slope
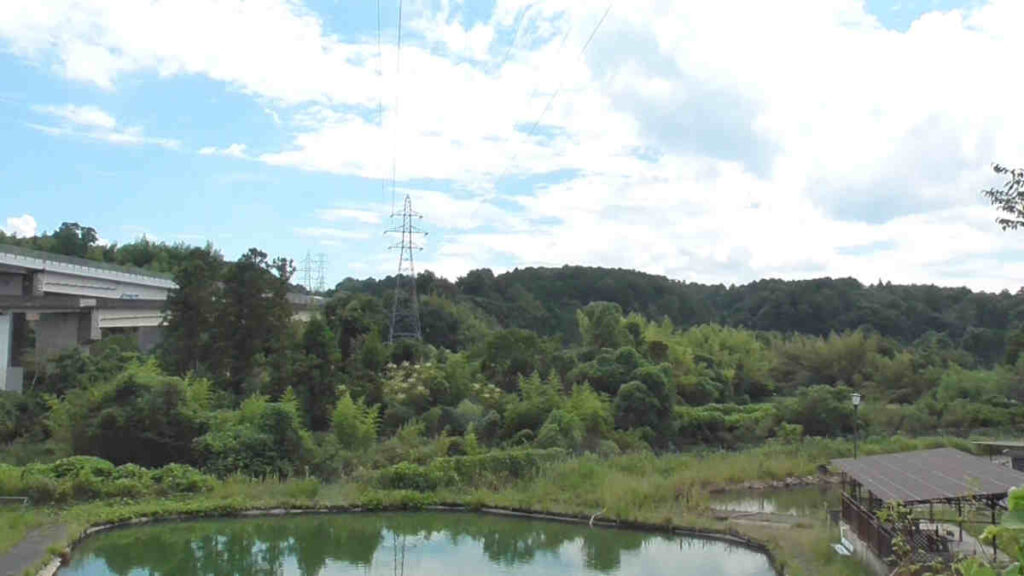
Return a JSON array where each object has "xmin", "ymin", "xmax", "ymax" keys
[
  {"xmin": 6, "ymin": 223, "xmax": 1022, "ymax": 364},
  {"xmin": 341, "ymin": 266, "xmax": 1024, "ymax": 365}
]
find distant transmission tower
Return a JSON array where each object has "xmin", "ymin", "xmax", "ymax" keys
[
  {"xmin": 314, "ymin": 253, "xmax": 327, "ymax": 293},
  {"xmin": 386, "ymin": 194, "xmax": 426, "ymax": 343},
  {"xmin": 298, "ymin": 251, "xmax": 314, "ymax": 291}
]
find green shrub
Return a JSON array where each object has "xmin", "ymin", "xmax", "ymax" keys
[
  {"xmin": 195, "ymin": 395, "xmax": 315, "ymax": 478},
  {"xmin": 376, "ymin": 461, "xmax": 448, "ymax": 491},
  {"xmin": 776, "ymin": 422, "xmax": 804, "ymax": 444},
  {"xmin": 332, "ymin": 392, "xmax": 379, "ymax": 451},
  {"xmin": 47, "ymin": 362, "xmax": 209, "ymax": 467},
  {"xmin": 0, "ymin": 392, "xmax": 38, "ymax": 444},
  {"xmin": 108, "ymin": 464, "xmax": 155, "ymax": 498},
  {"xmin": 152, "ymin": 463, "xmax": 215, "ymax": 494},
  {"xmin": 0, "ymin": 457, "xmax": 205, "ymax": 503},
  {"xmin": 283, "ymin": 478, "xmax": 320, "ymax": 500},
  {"xmin": 375, "ymin": 448, "xmax": 566, "ymax": 491},
  {"xmin": 44, "ymin": 456, "xmax": 115, "ymax": 480},
  {"xmin": 535, "ymin": 410, "xmax": 583, "ymax": 451}
]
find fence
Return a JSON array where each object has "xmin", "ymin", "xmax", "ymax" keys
[
  {"xmin": 842, "ymin": 492, "xmax": 894, "ymax": 560},
  {"xmin": 841, "ymin": 492, "xmax": 952, "ymax": 563}
]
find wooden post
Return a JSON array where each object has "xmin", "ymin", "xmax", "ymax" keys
[{"xmin": 957, "ymin": 500, "xmax": 963, "ymax": 542}]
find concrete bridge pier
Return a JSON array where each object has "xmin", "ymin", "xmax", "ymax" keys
[
  {"xmin": 0, "ymin": 312, "xmax": 25, "ymax": 393},
  {"xmin": 136, "ymin": 326, "xmax": 163, "ymax": 353},
  {"xmin": 32, "ymin": 310, "xmax": 100, "ymax": 363}
]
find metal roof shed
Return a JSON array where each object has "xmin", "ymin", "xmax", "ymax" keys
[
  {"xmin": 832, "ymin": 447, "xmax": 1024, "ymax": 505},
  {"xmin": 830, "ymin": 447, "xmax": 1024, "ymax": 564}
]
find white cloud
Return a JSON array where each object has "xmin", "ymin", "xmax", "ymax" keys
[
  {"xmin": 31, "ymin": 103, "xmax": 179, "ymax": 148},
  {"xmin": 294, "ymin": 227, "xmax": 371, "ymax": 240},
  {"xmin": 4, "ymin": 0, "xmax": 1024, "ymax": 289},
  {"xmin": 316, "ymin": 208, "xmax": 383, "ymax": 225},
  {"xmin": 3, "ymin": 214, "xmax": 37, "ymax": 237},
  {"xmin": 263, "ymin": 108, "xmax": 281, "ymax": 125},
  {"xmin": 0, "ymin": 0, "xmax": 379, "ymax": 103},
  {"xmin": 199, "ymin": 143, "xmax": 248, "ymax": 159},
  {"xmin": 32, "ymin": 104, "xmax": 115, "ymax": 129},
  {"xmin": 175, "ymin": 233, "xmax": 208, "ymax": 242}
]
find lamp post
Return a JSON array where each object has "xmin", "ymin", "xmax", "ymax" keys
[{"xmin": 851, "ymin": 392, "xmax": 862, "ymax": 459}]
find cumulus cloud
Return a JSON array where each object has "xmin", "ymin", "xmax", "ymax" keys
[
  {"xmin": 31, "ymin": 103, "xmax": 179, "ymax": 148},
  {"xmin": 0, "ymin": 0, "xmax": 379, "ymax": 102},
  {"xmin": 32, "ymin": 104, "xmax": 115, "ymax": 129},
  {"xmin": 4, "ymin": 0, "xmax": 1024, "ymax": 289},
  {"xmin": 316, "ymin": 208, "xmax": 383, "ymax": 225},
  {"xmin": 3, "ymin": 214, "xmax": 37, "ymax": 237},
  {"xmin": 199, "ymin": 143, "xmax": 249, "ymax": 159},
  {"xmin": 294, "ymin": 227, "xmax": 371, "ymax": 240}
]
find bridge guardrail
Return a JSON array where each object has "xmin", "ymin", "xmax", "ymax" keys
[{"xmin": 0, "ymin": 243, "xmax": 174, "ymax": 283}]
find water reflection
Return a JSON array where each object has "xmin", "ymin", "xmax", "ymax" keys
[
  {"xmin": 59, "ymin": 512, "xmax": 775, "ymax": 576},
  {"xmin": 709, "ymin": 485, "xmax": 840, "ymax": 516}
]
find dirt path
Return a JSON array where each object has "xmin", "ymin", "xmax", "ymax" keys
[
  {"xmin": 0, "ymin": 524, "xmax": 66, "ymax": 576},
  {"xmin": 712, "ymin": 509, "xmax": 814, "ymax": 527}
]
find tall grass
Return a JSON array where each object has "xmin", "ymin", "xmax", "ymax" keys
[{"xmin": 5, "ymin": 436, "xmax": 974, "ymax": 576}]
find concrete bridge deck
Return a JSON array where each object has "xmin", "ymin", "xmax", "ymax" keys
[{"xmin": 0, "ymin": 244, "xmax": 322, "ymax": 392}]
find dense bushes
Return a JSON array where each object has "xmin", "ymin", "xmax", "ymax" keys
[
  {"xmin": 0, "ymin": 456, "xmax": 214, "ymax": 503},
  {"xmin": 47, "ymin": 361, "xmax": 210, "ymax": 467},
  {"xmin": 11, "ymin": 237, "xmax": 1024, "ymax": 480},
  {"xmin": 673, "ymin": 403, "xmax": 779, "ymax": 447},
  {"xmin": 0, "ymin": 392, "xmax": 36, "ymax": 444},
  {"xmin": 375, "ymin": 448, "xmax": 567, "ymax": 491},
  {"xmin": 332, "ymin": 392, "xmax": 379, "ymax": 451},
  {"xmin": 194, "ymin": 393, "xmax": 314, "ymax": 478}
]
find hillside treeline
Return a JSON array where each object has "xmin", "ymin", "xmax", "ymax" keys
[
  {"xmin": 345, "ymin": 266, "xmax": 1023, "ymax": 367},
  {"xmin": 6, "ymin": 222, "xmax": 1022, "ymax": 364},
  {"xmin": 1, "ymin": 229, "xmax": 1023, "ymax": 479}
]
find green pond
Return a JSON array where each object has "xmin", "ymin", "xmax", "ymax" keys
[
  {"xmin": 58, "ymin": 512, "xmax": 776, "ymax": 576},
  {"xmin": 709, "ymin": 485, "xmax": 840, "ymax": 516}
]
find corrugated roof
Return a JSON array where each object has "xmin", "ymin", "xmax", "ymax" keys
[{"xmin": 831, "ymin": 448, "xmax": 1024, "ymax": 503}]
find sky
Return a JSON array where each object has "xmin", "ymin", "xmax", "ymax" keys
[{"xmin": 1, "ymin": 0, "xmax": 1022, "ymax": 292}]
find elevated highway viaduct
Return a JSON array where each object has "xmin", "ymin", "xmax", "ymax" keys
[{"xmin": 0, "ymin": 245, "xmax": 322, "ymax": 392}]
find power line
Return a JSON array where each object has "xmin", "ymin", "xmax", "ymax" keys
[
  {"xmin": 523, "ymin": 4, "xmax": 611, "ymax": 145},
  {"xmin": 390, "ymin": 0, "xmax": 404, "ymax": 217},
  {"xmin": 493, "ymin": 5, "xmax": 529, "ymax": 73},
  {"xmin": 397, "ymin": 0, "xmax": 404, "ymax": 71},
  {"xmin": 377, "ymin": 0, "xmax": 386, "ymax": 205},
  {"xmin": 493, "ymin": 4, "xmax": 613, "ymax": 186}
]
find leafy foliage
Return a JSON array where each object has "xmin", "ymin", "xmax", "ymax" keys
[
  {"xmin": 983, "ymin": 164, "xmax": 1024, "ymax": 231},
  {"xmin": 332, "ymin": 392, "xmax": 379, "ymax": 451},
  {"xmin": 0, "ymin": 456, "xmax": 213, "ymax": 503},
  {"xmin": 8, "ymin": 228, "xmax": 1024, "ymax": 485},
  {"xmin": 47, "ymin": 361, "xmax": 210, "ymax": 467},
  {"xmin": 194, "ymin": 392, "xmax": 314, "ymax": 478}
]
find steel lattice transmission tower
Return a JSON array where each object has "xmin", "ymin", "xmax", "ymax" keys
[
  {"xmin": 298, "ymin": 251, "xmax": 314, "ymax": 292},
  {"xmin": 314, "ymin": 253, "xmax": 327, "ymax": 293},
  {"xmin": 386, "ymin": 194, "xmax": 426, "ymax": 343}
]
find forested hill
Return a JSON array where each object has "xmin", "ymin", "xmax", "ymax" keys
[
  {"xmin": 5, "ymin": 223, "xmax": 1022, "ymax": 364},
  {"xmin": 340, "ymin": 266, "xmax": 1024, "ymax": 365}
]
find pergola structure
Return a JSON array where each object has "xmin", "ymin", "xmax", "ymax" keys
[{"xmin": 831, "ymin": 448, "xmax": 1024, "ymax": 565}]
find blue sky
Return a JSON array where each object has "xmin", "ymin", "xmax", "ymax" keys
[{"xmin": 1, "ymin": 0, "xmax": 1022, "ymax": 291}]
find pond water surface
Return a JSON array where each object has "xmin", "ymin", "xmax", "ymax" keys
[
  {"xmin": 709, "ymin": 485, "xmax": 840, "ymax": 516},
  {"xmin": 59, "ymin": 512, "xmax": 776, "ymax": 576}
]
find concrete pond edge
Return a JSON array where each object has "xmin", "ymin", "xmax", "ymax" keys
[{"xmin": 36, "ymin": 504, "xmax": 787, "ymax": 576}]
